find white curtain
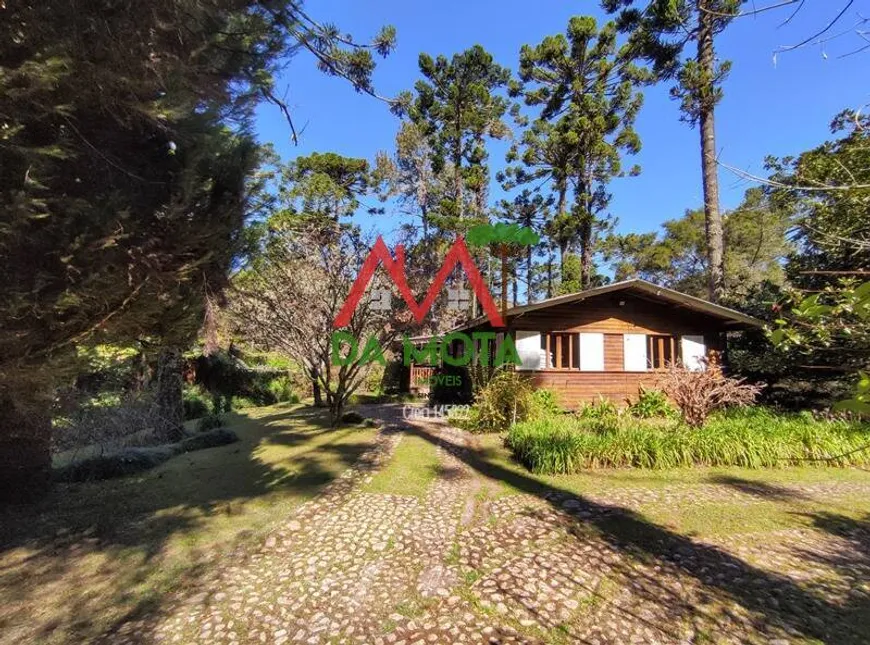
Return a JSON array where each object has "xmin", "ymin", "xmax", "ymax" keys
[
  {"xmin": 681, "ymin": 335, "xmax": 707, "ymax": 371},
  {"xmin": 515, "ymin": 331, "xmax": 543, "ymax": 370}
]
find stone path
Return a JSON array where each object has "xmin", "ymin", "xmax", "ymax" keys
[{"xmin": 105, "ymin": 411, "xmax": 870, "ymax": 644}]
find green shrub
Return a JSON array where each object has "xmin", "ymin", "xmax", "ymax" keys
[
  {"xmin": 578, "ymin": 396, "xmax": 619, "ymax": 419},
  {"xmin": 231, "ymin": 396, "xmax": 259, "ymax": 410},
  {"xmin": 212, "ymin": 393, "xmax": 232, "ymax": 414},
  {"xmin": 340, "ymin": 410, "xmax": 365, "ymax": 424},
  {"xmin": 349, "ymin": 392, "xmax": 387, "ymax": 405},
  {"xmin": 530, "ymin": 389, "xmax": 561, "ymax": 417},
  {"xmin": 507, "ymin": 422, "xmax": 586, "ymax": 474},
  {"xmin": 54, "ymin": 445, "xmax": 179, "ymax": 482},
  {"xmin": 507, "ymin": 407, "xmax": 870, "ymax": 473},
  {"xmin": 267, "ymin": 376, "xmax": 298, "ymax": 403},
  {"xmin": 54, "ymin": 429, "xmax": 240, "ymax": 482},
  {"xmin": 466, "ymin": 370, "xmax": 536, "ymax": 433},
  {"xmin": 629, "ymin": 386, "xmax": 677, "ymax": 419},
  {"xmin": 196, "ymin": 412, "xmax": 225, "ymax": 432},
  {"xmin": 179, "ymin": 428, "xmax": 239, "ymax": 452},
  {"xmin": 183, "ymin": 387, "xmax": 211, "ymax": 420},
  {"xmin": 429, "ymin": 364, "xmax": 473, "ymax": 404}
]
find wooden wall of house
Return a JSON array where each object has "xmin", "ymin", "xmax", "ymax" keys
[
  {"xmin": 530, "ymin": 371, "xmax": 666, "ymax": 408},
  {"xmin": 506, "ymin": 290, "xmax": 731, "ymax": 408},
  {"xmin": 508, "ymin": 291, "xmax": 728, "ymax": 336}
]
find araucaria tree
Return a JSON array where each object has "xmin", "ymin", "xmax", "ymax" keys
[
  {"xmin": 603, "ymin": 0, "xmax": 739, "ymax": 302},
  {"xmin": 510, "ymin": 16, "xmax": 646, "ymax": 289},
  {"xmin": 397, "ymin": 45, "xmax": 511, "ymax": 229}
]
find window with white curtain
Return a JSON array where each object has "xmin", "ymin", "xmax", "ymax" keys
[
  {"xmin": 515, "ymin": 331, "xmax": 543, "ymax": 370},
  {"xmin": 681, "ymin": 335, "xmax": 707, "ymax": 371}
]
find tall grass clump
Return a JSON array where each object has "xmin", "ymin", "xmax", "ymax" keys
[
  {"xmin": 507, "ymin": 407, "xmax": 870, "ymax": 473},
  {"xmin": 463, "ymin": 371, "xmax": 560, "ymax": 433}
]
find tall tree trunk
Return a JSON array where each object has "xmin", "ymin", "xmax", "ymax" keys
[
  {"xmin": 558, "ymin": 240, "xmax": 569, "ymax": 284},
  {"xmin": 546, "ymin": 249, "xmax": 554, "ymax": 298},
  {"xmin": 310, "ymin": 366, "xmax": 324, "ymax": 407},
  {"xmin": 500, "ymin": 245, "xmax": 508, "ymax": 320},
  {"xmin": 453, "ymin": 109, "xmax": 464, "ymax": 220},
  {"xmin": 555, "ymin": 184, "xmax": 569, "ymax": 289},
  {"xmin": 579, "ymin": 217, "xmax": 593, "ymax": 288},
  {"xmin": 526, "ymin": 244, "xmax": 534, "ymax": 304},
  {"xmin": 698, "ymin": 6, "xmax": 726, "ymax": 302},
  {"xmin": 512, "ymin": 273, "xmax": 518, "ymax": 307},
  {"xmin": 155, "ymin": 347, "xmax": 184, "ymax": 443},
  {"xmin": 0, "ymin": 393, "xmax": 51, "ymax": 503}
]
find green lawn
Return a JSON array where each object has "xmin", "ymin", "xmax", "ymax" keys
[
  {"xmin": 0, "ymin": 404, "xmax": 378, "ymax": 645},
  {"xmin": 362, "ymin": 433, "xmax": 441, "ymax": 497},
  {"xmin": 475, "ymin": 433, "xmax": 870, "ymax": 538}
]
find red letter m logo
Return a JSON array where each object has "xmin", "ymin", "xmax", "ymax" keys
[{"xmin": 333, "ymin": 236, "xmax": 505, "ymax": 328}]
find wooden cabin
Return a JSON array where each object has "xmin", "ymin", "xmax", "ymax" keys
[{"xmin": 412, "ymin": 279, "xmax": 762, "ymax": 408}]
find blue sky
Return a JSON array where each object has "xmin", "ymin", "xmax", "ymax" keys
[{"xmin": 255, "ymin": 1, "xmax": 869, "ymax": 238}]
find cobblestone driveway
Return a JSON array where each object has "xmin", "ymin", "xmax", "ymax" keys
[{"xmin": 106, "ymin": 410, "xmax": 870, "ymax": 644}]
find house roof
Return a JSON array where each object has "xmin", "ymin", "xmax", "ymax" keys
[{"xmin": 454, "ymin": 278, "xmax": 763, "ymax": 332}]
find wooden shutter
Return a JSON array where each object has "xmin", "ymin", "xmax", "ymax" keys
[
  {"xmin": 681, "ymin": 335, "xmax": 706, "ymax": 371},
  {"xmin": 623, "ymin": 334, "xmax": 648, "ymax": 372},
  {"xmin": 579, "ymin": 333, "xmax": 604, "ymax": 371}
]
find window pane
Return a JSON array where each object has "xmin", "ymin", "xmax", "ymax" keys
[{"xmin": 516, "ymin": 331, "xmax": 543, "ymax": 370}]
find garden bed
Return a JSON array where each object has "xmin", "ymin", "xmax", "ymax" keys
[{"xmin": 507, "ymin": 407, "xmax": 870, "ymax": 473}]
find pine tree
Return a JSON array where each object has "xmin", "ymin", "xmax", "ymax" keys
[
  {"xmin": 496, "ymin": 190, "xmax": 549, "ymax": 303},
  {"xmin": 396, "ymin": 45, "xmax": 511, "ymax": 230},
  {"xmin": 603, "ymin": 0, "xmax": 740, "ymax": 301},
  {"xmin": 511, "ymin": 16, "xmax": 646, "ymax": 289},
  {"xmin": 0, "ymin": 1, "xmax": 395, "ymax": 501}
]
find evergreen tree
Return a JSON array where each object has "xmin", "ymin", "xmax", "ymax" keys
[
  {"xmin": 396, "ymin": 45, "xmax": 511, "ymax": 230},
  {"xmin": 0, "ymin": 1, "xmax": 395, "ymax": 501},
  {"xmin": 603, "ymin": 0, "xmax": 740, "ymax": 301},
  {"xmin": 511, "ymin": 16, "xmax": 646, "ymax": 288},
  {"xmin": 769, "ymin": 110, "xmax": 870, "ymax": 290},
  {"xmin": 280, "ymin": 152, "xmax": 372, "ymax": 227},
  {"xmin": 374, "ymin": 121, "xmax": 441, "ymax": 239},
  {"xmin": 496, "ymin": 190, "xmax": 550, "ymax": 303},
  {"xmin": 600, "ymin": 188, "xmax": 792, "ymax": 298}
]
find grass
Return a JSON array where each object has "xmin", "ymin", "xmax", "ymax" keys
[
  {"xmin": 474, "ymin": 431, "xmax": 870, "ymax": 536},
  {"xmin": 0, "ymin": 403, "xmax": 378, "ymax": 645},
  {"xmin": 362, "ymin": 433, "xmax": 441, "ymax": 498},
  {"xmin": 507, "ymin": 407, "xmax": 870, "ymax": 473}
]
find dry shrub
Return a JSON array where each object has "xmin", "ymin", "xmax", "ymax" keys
[
  {"xmin": 52, "ymin": 389, "xmax": 173, "ymax": 457},
  {"xmin": 660, "ymin": 363, "xmax": 762, "ymax": 427}
]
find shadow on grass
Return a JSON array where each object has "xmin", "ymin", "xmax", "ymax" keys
[
  {"xmin": 707, "ymin": 474, "xmax": 810, "ymax": 502},
  {"xmin": 792, "ymin": 511, "xmax": 870, "ymax": 595},
  {"xmin": 400, "ymin": 420, "xmax": 869, "ymax": 644},
  {"xmin": 0, "ymin": 404, "xmax": 377, "ymax": 645}
]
